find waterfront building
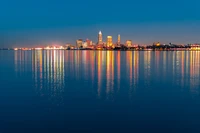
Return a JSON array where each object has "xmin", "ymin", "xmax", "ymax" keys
[
  {"xmin": 98, "ymin": 31, "xmax": 103, "ymax": 44},
  {"xmin": 153, "ymin": 42, "xmax": 160, "ymax": 46},
  {"xmin": 44, "ymin": 45, "xmax": 64, "ymax": 50},
  {"xmin": 65, "ymin": 44, "xmax": 71, "ymax": 49},
  {"xmin": 117, "ymin": 34, "xmax": 120, "ymax": 45},
  {"xmin": 190, "ymin": 44, "xmax": 200, "ymax": 50},
  {"xmin": 86, "ymin": 39, "xmax": 92, "ymax": 46},
  {"xmin": 83, "ymin": 42, "xmax": 88, "ymax": 48},
  {"xmin": 126, "ymin": 40, "xmax": 132, "ymax": 47},
  {"xmin": 90, "ymin": 41, "xmax": 93, "ymax": 45},
  {"xmin": 76, "ymin": 39, "xmax": 83, "ymax": 48},
  {"xmin": 107, "ymin": 36, "xmax": 113, "ymax": 47}
]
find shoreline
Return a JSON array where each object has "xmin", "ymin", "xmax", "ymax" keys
[{"xmin": 1, "ymin": 49, "xmax": 200, "ymax": 51}]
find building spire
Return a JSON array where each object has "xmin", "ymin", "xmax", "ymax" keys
[{"xmin": 98, "ymin": 31, "xmax": 103, "ymax": 44}]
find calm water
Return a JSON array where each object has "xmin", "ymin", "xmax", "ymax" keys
[{"xmin": 0, "ymin": 50, "xmax": 200, "ymax": 133}]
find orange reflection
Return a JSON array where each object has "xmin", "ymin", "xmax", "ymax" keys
[
  {"xmin": 111, "ymin": 51, "xmax": 114, "ymax": 93},
  {"xmin": 163, "ymin": 51, "xmax": 167, "ymax": 78},
  {"xmin": 90, "ymin": 51, "xmax": 95, "ymax": 84},
  {"xmin": 155, "ymin": 51, "xmax": 160, "ymax": 70},
  {"xmin": 127, "ymin": 51, "xmax": 133, "ymax": 99},
  {"xmin": 97, "ymin": 51, "xmax": 102, "ymax": 98},
  {"xmin": 117, "ymin": 51, "xmax": 121, "ymax": 91},
  {"xmin": 106, "ymin": 51, "xmax": 114, "ymax": 100},
  {"xmin": 189, "ymin": 51, "xmax": 200, "ymax": 94},
  {"xmin": 133, "ymin": 51, "xmax": 139, "ymax": 88},
  {"xmin": 170, "ymin": 51, "xmax": 200, "ymax": 94},
  {"xmin": 82, "ymin": 51, "xmax": 88, "ymax": 80},
  {"xmin": 14, "ymin": 50, "xmax": 200, "ymax": 102}
]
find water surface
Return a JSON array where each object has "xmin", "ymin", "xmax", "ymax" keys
[{"xmin": 0, "ymin": 50, "xmax": 200, "ymax": 133}]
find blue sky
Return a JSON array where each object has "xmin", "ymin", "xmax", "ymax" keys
[{"xmin": 0, "ymin": 0, "xmax": 200, "ymax": 47}]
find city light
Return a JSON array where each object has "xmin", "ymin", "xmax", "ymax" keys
[
  {"xmin": 2, "ymin": 31, "xmax": 200, "ymax": 51},
  {"xmin": 35, "ymin": 48, "xmax": 43, "ymax": 50}
]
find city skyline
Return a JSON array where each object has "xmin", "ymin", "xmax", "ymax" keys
[
  {"xmin": 1, "ymin": 0, "xmax": 200, "ymax": 132},
  {"xmin": 1, "ymin": 23, "xmax": 200, "ymax": 48},
  {"xmin": 1, "ymin": 0, "xmax": 200, "ymax": 47}
]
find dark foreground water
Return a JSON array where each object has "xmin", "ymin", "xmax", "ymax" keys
[{"xmin": 0, "ymin": 50, "xmax": 200, "ymax": 133}]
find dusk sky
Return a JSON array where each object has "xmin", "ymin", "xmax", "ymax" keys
[{"xmin": 0, "ymin": 0, "xmax": 200, "ymax": 47}]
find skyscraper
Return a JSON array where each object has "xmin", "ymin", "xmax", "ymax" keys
[
  {"xmin": 76, "ymin": 39, "xmax": 83, "ymax": 48},
  {"xmin": 107, "ymin": 36, "xmax": 113, "ymax": 47},
  {"xmin": 86, "ymin": 39, "xmax": 92, "ymax": 46},
  {"xmin": 126, "ymin": 40, "xmax": 132, "ymax": 47},
  {"xmin": 98, "ymin": 31, "xmax": 103, "ymax": 44},
  {"xmin": 117, "ymin": 34, "xmax": 120, "ymax": 45}
]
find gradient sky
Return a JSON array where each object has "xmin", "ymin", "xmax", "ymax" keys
[{"xmin": 0, "ymin": 0, "xmax": 200, "ymax": 47}]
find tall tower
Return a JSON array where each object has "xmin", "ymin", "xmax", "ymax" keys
[
  {"xmin": 98, "ymin": 31, "xmax": 103, "ymax": 44},
  {"xmin": 117, "ymin": 34, "xmax": 120, "ymax": 45},
  {"xmin": 107, "ymin": 36, "xmax": 113, "ymax": 47}
]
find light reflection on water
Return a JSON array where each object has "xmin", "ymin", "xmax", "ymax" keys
[
  {"xmin": 13, "ymin": 50, "xmax": 200, "ymax": 101},
  {"xmin": 1, "ymin": 50, "xmax": 200, "ymax": 132},
  {"xmin": 14, "ymin": 50, "xmax": 65, "ymax": 106}
]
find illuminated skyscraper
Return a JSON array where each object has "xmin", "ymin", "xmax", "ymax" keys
[
  {"xmin": 76, "ymin": 39, "xmax": 83, "ymax": 48},
  {"xmin": 98, "ymin": 31, "xmax": 103, "ymax": 44},
  {"xmin": 126, "ymin": 40, "xmax": 132, "ymax": 47},
  {"xmin": 83, "ymin": 41, "xmax": 88, "ymax": 48},
  {"xmin": 118, "ymin": 34, "xmax": 120, "ymax": 45},
  {"xmin": 86, "ymin": 39, "xmax": 92, "ymax": 46},
  {"xmin": 153, "ymin": 42, "xmax": 160, "ymax": 46},
  {"xmin": 107, "ymin": 36, "xmax": 113, "ymax": 47}
]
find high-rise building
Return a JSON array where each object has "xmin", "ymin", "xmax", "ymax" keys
[
  {"xmin": 117, "ymin": 34, "xmax": 120, "ymax": 45},
  {"xmin": 126, "ymin": 40, "xmax": 132, "ymax": 47},
  {"xmin": 86, "ymin": 39, "xmax": 92, "ymax": 46},
  {"xmin": 83, "ymin": 41, "xmax": 88, "ymax": 48},
  {"xmin": 76, "ymin": 39, "xmax": 83, "ymax": 48},
  {"xmin": 98, "ymin": 31, "xmax": 103, "ymax": 44},
  {"xmin": 153, "ymin": 42, "xmax": 160, "ymax": 46},
  {"xmin": 90, "ymin": 41, "xmax": 93, "ymax": 45},
  {"xmin": 107, "ymin": 36, "xmax": 113, "ymax": 47}
]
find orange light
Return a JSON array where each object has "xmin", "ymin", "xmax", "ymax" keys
[{"xmin": 35, "ymin": 48, "xmax": 42, "ymax": 50}]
